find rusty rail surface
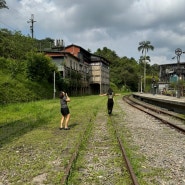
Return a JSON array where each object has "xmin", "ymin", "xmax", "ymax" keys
[
  {"xmin": 110, "ymin": 116, "xmax": 139, "ymax": 185},
  {"xmin": 60, "ymin": 118, "xmax": 93, "ymax": 184}
]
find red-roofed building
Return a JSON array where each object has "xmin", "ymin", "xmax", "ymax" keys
[{"xmin": 44, "ymin": 44, "xmax": 110, "ymax": 95}]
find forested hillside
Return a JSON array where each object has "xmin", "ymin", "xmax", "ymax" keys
[
  {"xmin": 0, "ymin": 28, "xmax": 159, "ymax": 104},
  {"xmin": 0, "ymin": 29, "xmax": 59, "ymax": 104}
]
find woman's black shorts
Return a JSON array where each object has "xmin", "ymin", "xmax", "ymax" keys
[{"xmin": 61, "ymin": 107, "xmax": 70, "ymax": 116}]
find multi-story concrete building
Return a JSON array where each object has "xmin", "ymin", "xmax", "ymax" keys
[
  {"xmin": 158, "ymin": 62, "xmax": 185, "ymax": 95},
  {"xmin": 159, "ymin": 62, "xmax": 185, "ymax": 82},
  {"xmin": 45, "ymin": 43, "xmax": 110, "ymax": 95},
  {"xmin": 89, "ymin": 54, "xmax": 110, "ymax": 94}
]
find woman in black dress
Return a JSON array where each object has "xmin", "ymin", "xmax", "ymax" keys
[{"xmin": 107, "ymin": 88, "xmax": 114, "ymax": 115}]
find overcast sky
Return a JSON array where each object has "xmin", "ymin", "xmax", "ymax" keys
[{"xmin": 1, "ymin": 0, "xmax": 185, "ymax": 65}]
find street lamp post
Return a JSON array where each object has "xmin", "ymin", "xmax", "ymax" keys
[
  {"xmin": 140, "ymin": 76, "xmax": 143, "ymax": 93},
  {"xmin": 144, "ymin": 59, "xmax": 146, "ymax": 91},
  {"xmin": 53, "ymin": 71, "xmax": 56, "ymax": 99},
  {"xmin": 152, "ymin": 77, "xmax": 156, "ymax": 95},
  {"xmin": 174, "ymin": 48, "xmax": 182, "ymax": 98}
]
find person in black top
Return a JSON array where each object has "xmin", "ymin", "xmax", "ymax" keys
[
  {"xmin": 107, "ymin": 88, "xmax": 114, "ymax": 115},
  {"xmin": 59, "ymin": 91, "xmax": 70, "ymax": 130}
]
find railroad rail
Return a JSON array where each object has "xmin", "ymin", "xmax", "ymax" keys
[
  {"xmin": 133, "ymin": 93, "xmax": 185, "ymax": 114},
  {"xmin": 110, "ymin": 116, "xmax": 139, "ymax": 185},
  {"xmin": 123, "ymin": 95, "xmax": 185, "ymax": 134},
  {"xmin": 61, "ymin": 112, "xmax": 139, "ymax": 185}
]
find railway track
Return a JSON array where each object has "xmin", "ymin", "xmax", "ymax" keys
[
  {"xmin": 61, "ymin": 111, "xmax": 139, "ymax": 185},
  {"xmin": 1, "ymin": 96, "xmax": 184, "ymax": 184},
  {"xmin": 123, "ymin": 95, "xmax": 185, "ymax": 134},
  {"xmin": 118, "ymin": 96, "xmax": 185, "ymax": 184},
  {"xmin": 61, "ymin": 95, "xmax": 185, "ymax": 184}
]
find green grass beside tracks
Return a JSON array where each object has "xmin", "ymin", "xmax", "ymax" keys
[
  {"xmin": 0, "ymin": 94, "xmax": 151, "ymax": 184},
  {"xmin": 0, "ymin": 95, "xmax": 106, "ymax": 184}
]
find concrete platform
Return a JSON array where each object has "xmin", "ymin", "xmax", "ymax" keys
[{"xmin": 132, "ymin": 93, "xmax": 185, "ymax": 114}]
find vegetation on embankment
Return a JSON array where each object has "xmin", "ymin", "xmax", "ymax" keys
[
  {"xmin": 0, "ymin": 54, "xmax": 57, "ymax": 104},
  {"xmin": 0, "ymin": 70, "xmax": 54, "ymax": 104},
  {"xmin": 0, "ymin": 29, "xmax": 60, "ymax": 104}
]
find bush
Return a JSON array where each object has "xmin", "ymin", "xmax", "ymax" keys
[
  {"xmin": 0, "ymin": 56, "xmax": 57, "ymax": 104},
  {"xmin": 0, "ymin": 68, "xmax": 53, "ymax": 104}
]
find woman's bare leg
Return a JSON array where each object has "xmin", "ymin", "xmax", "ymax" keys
[
  {"xmin": 60, "ymin": 116, "xmax": 64, "ymax": 128},
  {"xmin": 64, "ymin": 114, "xmax": 70, "ymax": 129}
]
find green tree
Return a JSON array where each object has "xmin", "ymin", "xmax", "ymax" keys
[
  {"xmin": 138, "ymin": 55, "xmax": 150, "ymax": 76},
  {"xmin": 139, "ymin": 55, "xmax": 150, "ymax": 63},
  {"xmin": 94, "ymin": 47, "xmax": 139, "ymax": 91},
  {"xmin": 0, "ymin": 0, "xmax": 8, "ymax": 9},
  {"xmin": 138, "ymin": 41, "xmax": 154, "ymax": 91},
  {"xmin": 36, "ymin": 37, "xmax": 54, "ymax": 51},
  {"xmin": 0, "ymin": 29, "xmax": 37, "ymax": 59},
  {"xmin": 0, "ymin": 57, "xmax": 27, "ymax": 78},
  {"xmin": 26, "ymin": 52, "xmax": 57, "ymax": 82},
  {"xmin": 138, "ymin": 57, "xmax": 159, "ymax": 80},
  {"xmin": 120, "ymin": 57, "xmax": 139, "ymax": 91},
  {"xmin": 94, "ymin": 47, "xmax": 118, "ymax": 65},
  {"xmin": 150, "ymin": 64, "xmax": 159, "ymax": 76},
  {"xmin": 87, "ymin": 48, "xmax": 91, "ymax": 53}
]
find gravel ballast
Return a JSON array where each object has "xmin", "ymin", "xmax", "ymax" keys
[
  {"xmin": 69, "ymin": 111, "xmax": 131, "ymax": 185},
  {"xmin": 116, "ymin": 98, "xmax": 185, "ymax": 185}
]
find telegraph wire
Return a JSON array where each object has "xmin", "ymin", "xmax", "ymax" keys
[
  {"xmin": 0, "ymin": 2, "xmax": 33, "ymax": 36},
  {"xmin": 0, "ymin": 20, "xmax": 17, "ymax": 32}
]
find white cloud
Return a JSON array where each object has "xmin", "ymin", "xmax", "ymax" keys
[{"xmin": 1, "ymin": 0, "xmax": 185, "ymax": 65}]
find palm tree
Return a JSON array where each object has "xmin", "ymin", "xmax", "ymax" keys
[
  {"xmin": 138, "ymin": 41, "xmax": 154, "ymax": 91},
  {"xmin": 139, "ymin": 55, "xmax": 151, "ymax": 63},
  {"xmin": 0, "ymin": 0, "xmax": 8, "ymax": 9}
]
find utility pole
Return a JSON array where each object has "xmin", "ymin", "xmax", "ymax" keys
[
  {"xmin": 27, "ymin": 14, "xmax": 36, "ymax": 38},
  {"xmin": 53, "ymin": 71, "xmax": 56, "ymax": 99}
]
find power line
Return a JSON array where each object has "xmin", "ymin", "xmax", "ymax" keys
[
  {"xmin": 27, "ymin": 14, "xmax": 36, "ymax": 38},
  {"xmin": 0, "ymin": 20, "xmax": 16, "ymax": 31}
]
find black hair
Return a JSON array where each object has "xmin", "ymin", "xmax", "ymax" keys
[
  {"xmin": 107, "ymin": 88, "xmax": 113, "ymax": 95},
  {"xmin": 59, "ymin": 91, "xmax": 65, "ymax": 99}
]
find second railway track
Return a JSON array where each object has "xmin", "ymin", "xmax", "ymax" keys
[
  {"xmin": 123, "ymin": 95, "xmax": 185, "ymax": 134},
  {"xmin": 62, "ymin": 95, "xmax": 185, "ymax": 184}
]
